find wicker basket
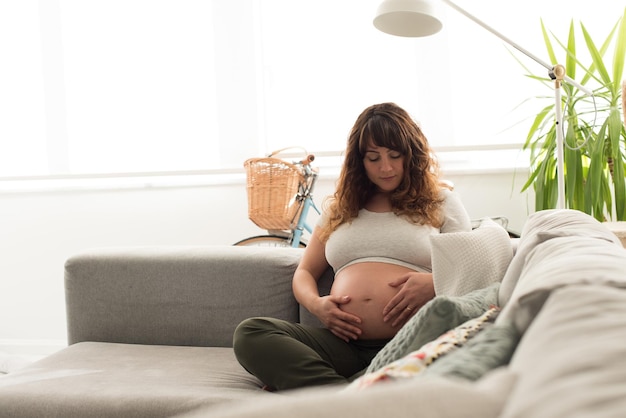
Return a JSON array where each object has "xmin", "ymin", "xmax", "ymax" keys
[{"xmin": 244, "ymin": 156, "xmax": 305, "ymax": 230}]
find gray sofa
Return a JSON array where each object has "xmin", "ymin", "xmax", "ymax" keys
[{"xmin": 1, "ymin": 209, "xmax": 626, "ymax": 418}]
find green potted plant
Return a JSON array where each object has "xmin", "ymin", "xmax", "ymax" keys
[{"xmin": 518, "ymin": 8, "xmax": 626, "ymax": 221}]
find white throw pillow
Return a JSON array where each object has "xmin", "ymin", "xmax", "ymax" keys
[{"xmin": 431, "ymin": 217, "xmax": 513, "ymax": 297}]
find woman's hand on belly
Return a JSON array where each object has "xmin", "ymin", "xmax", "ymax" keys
[
  {"xmin": 382, "ymin": 272, "xmax": 435, "ymax": 327},
  {"xmin": 312, "ymin": 294, "xmax": 363, "ymax": 342},
  {"xmin": 330, "ymin": 263, "xmax": 432, "ymax": 340}
]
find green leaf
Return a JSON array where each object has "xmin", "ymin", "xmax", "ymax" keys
[
  {"xmin": 612, "ymin": 8, "xmax": 626, "ymax": 92},
  {"xmin": 598, "ymin": 170, "xmax": 611, "ymax": 221},
  {"xmin": 613, "ymin": 159, "xmax": 626, "ymax": 220},
  {"xmin": 521, "ymin": 168, "xmax": 539, "ymax": 192},
  {"xmin": 565, "ymin": 20, "xmax": 576, "ymax": 80},
  {"xmin": 589, "ymin": 122, "xmax": 610, "ymax": 219},
  {"xmin": 541, "ymin": 19, "xmax": 558, "ymax": 65},
  {"xmin": 524, "ymin": 106, "xmax": 552, "ymax": 148},
  {"xmin": 608, "ymin": 108, "xmax": 626, "ymax": 219},
  {"xmin": 581, "ymin": 25, "xmax": 611, "ymax": 87},
  {"xmin": 608, "ymin": 108, "xmax": 622, "ymax": 157},
  {"xmin": 564, "ymin": 123, "xmax": 585, "ymax": 208},
  {"xmin": 578, "ymin": 20, "xmax": 618, "ymax": 87}
]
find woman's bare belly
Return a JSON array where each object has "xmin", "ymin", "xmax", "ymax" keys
[{"xmin": 330, "ymin": 262, "xmax": 417, "ymax": 340}]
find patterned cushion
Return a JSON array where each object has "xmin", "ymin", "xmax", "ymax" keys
[
  {"xmin": 366, "ymin": 283, "xmax": 500, "ymax": 374},
  {"xmin": 423, "ymin": 321, "xmax": 519, "ymax": 380},
  {"xmin": 347, "ymin": 307, "xmax": 500, "ymax": 390}
]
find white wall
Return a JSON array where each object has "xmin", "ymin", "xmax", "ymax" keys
[{"xmin": 0, "ymin": 169, "xmax": 534, "ymax": 354}]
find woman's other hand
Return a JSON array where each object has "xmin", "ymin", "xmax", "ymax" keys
[
  {"xmin": 314, "ymin": 295, "xmax": 362, "ymax": 342},
  {"xmin": 382, "ymin": 272, "xmax": 435, "ymax": 327}
]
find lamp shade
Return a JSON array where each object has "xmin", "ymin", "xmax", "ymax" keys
[{"xmin": 373, "ymin": 0, "xmax": 444, "ymax": 37}]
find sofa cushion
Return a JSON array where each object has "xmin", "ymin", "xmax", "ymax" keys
[
  {"xmin": 179, "ymin": 367, "xmax": 517, "ymax": 418},
  {"xmin": 0, "ymin": 342, "xmax": 265, "ymax": 418},
  {"xmin": 496, "ymin": 234, "xmax": 626, "ymax": 334},
  {"xmin": 498, "ymin": 209, "xmax": 622, "ymax": 307},
  {"xmin": 431, "ymin": 217, "xmax": 513, "ymax": 297},
  {"xmin": 501, "ymin": 285, "xmax": 626, "ymax": 418}
]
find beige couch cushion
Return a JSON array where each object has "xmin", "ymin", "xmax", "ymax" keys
[
  {"xmin": 498, "ymin": 209, "xmax": 622, "ymax": 308},
  {"xmin": 501, "ymin": 284, "xmax": 626, "ymax": 418},
  {"xmin": 180, "ymin": 367, "xmax": 517, "ymax": 418},
  {"xmin": 0, "ymin": 342, "xmax": 264, "ymax": 418},
  {"xmin": 496, "ymin": 234, "xmax": 626, "ymax": 334}
]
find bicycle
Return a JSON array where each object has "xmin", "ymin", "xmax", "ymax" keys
[{"xmin": 234, "ymin": 148, "xmax": 321, "ymax": 248}]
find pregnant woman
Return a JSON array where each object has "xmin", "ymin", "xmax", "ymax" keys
[{"xmin": 233, "ymin": 102, "xmax": 471, "ymax": 391}]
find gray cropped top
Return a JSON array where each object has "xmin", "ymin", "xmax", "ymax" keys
[{"xmin": 321, "ymin": 189, "xmax": 471, "ymax": 274}]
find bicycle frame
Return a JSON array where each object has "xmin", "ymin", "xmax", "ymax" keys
[{"xmin": 289, "ymin": 167, "xmax": 321, "ymax": 247}]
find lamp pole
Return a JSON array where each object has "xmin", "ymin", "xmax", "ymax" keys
[{"xmin": 551, "ymin": 64, "xmax": 567, "ymax": 209}]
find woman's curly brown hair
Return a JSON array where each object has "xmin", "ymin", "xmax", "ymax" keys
[{"xmin": 318, "ymin": 102, "xmax": 447, "ymax": 243}]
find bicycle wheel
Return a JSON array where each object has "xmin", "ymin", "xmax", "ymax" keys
[{"xmin": 233, "ymin": 235, "xmax": 306, "ymax": 248}]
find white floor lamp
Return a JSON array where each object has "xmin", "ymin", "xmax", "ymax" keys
[{"xmin": 373, "ymin": 0, "xmax": 594, "ymax": 209}]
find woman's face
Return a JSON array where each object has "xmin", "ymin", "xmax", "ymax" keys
[{"xmin": 362, "ymin": 143, "xmax": 405, "ymax": 193}]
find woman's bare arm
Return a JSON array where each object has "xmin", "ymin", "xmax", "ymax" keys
[{"xmin": 292, "ymin": 227, "xmax": 362, "ymax": 341}]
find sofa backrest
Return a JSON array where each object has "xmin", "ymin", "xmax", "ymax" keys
[{"xmin": 65, "ymin": 245, "xmax": 322, "ymax": 348}]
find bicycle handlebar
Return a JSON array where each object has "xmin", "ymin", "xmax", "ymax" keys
[
  {"xmin": 266, "ymin": 147, "xmax": 315, "ymax": 168},
  {"xmin": 301, "ymin": 154, "xmax": 315, "ymax": 165}
]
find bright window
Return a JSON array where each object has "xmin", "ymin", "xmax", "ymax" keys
[
  {"xmin": 0, "ymin": 1, "xmax": 48, "ymax": 177},
  {"xmin": 0, "ymin": 0, "xmax": 620, "ymax": 178}
]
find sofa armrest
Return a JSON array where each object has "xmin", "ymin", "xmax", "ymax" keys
[{"xmin": 64, "ymin": 245, "xmax": 305, "ymax": 347}]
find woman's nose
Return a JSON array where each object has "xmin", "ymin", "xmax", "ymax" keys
[{"xmin": 380, "ymin": 156, "xmax": 393, "ymax": 171}]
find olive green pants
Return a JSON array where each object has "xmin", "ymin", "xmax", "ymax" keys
[{"xmin": 233, "ymin": 317, "xmax": 389, "ymax": 391}]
